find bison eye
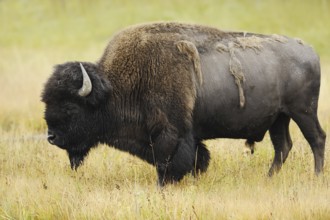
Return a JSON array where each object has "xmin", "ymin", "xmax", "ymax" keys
[{"xmin": 63, "ymin": 103, "xmax": 81, "ymax": 115}]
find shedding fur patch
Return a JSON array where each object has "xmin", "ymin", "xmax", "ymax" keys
[
  {"xmin": 215, "ymin": 34, "xmax": 288, "ymax": 108},
  {"xmin": 294, "ymin": 38, "xmax": 305, "ymax": 45},
  {"xmin": 176, "ymin": 40, "xmax": 203, "ymax": 86},
  {"xmin": 215, "ymin": 42, "xmax": 229, "ymax": 53},
  {"xmin": 236, "ymin": 36, "xmax": 266, "ymax": 53},
  {"xmin": 228, "ymin": 42, "xmax": 246, "ymax": 108},
  {"xmin": 271, "ymin": 34, "xmax": 288, "ymax": 43}
]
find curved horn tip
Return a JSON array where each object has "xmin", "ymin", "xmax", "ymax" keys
[{"xmin": 78, "ymin": 63, "xmax": 92, "ymax": 97}]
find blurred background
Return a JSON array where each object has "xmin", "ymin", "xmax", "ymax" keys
[{"xmin": 0, "ymin": 0, "xmax": 329, "ymax": 132}]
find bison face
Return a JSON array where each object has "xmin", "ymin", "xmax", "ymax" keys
[
  {"xmin": 42, "ymin": 62, "xmax": 112, "ymax": 169},
  {"xmin": 44, "ymin": 101, "xmax": 95, "ymax": 169},
  {"xmin": 45, "ymin": 102, "xmax": 90, "ymax": 149}
]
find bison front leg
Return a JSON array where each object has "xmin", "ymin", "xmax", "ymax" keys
[
  {"xmin": 168, "ymin": 136, "xmax": 210, "ymax": 180},
  {"xmin": 150, "ymin": 123, "xmax": 181, "ymax": 186},
  {"xmin": 148, "ymin": 108, "xmax": 198, "ymax": 186},
  {"xmin": 152, "ymin": 131, "xmax": 208, "ymax": 186}
]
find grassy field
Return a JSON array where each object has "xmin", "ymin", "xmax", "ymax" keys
[{"xmin": 1, "ymin": 0, "xmax": 330, "ymax": 219}]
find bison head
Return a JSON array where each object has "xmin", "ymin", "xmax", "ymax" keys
[{"xmin": 41, "ymin": 62, "xmax": 111, "ymax": 169}]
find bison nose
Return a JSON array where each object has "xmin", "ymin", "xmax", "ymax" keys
[{"xmin": 47, "ymin": 131, "xmax": 56, "ymax": 145}]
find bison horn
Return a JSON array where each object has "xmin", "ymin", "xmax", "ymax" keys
[{"xmin": 78, "ymin": 63, "xmax": 92, "ymax": 97}]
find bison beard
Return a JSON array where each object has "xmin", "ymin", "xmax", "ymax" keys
[
  {"xmin": 68, "ymin": 149, "xmax": 89, "ymax": 170},
  {"xmin": 42, "ymin": 22, "xmax": 325, "ymax": 186}
]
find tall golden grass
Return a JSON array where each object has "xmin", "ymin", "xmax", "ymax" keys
[{"xmin": 1, "ymin": 0, "xmax": 329, "ymax": 219}]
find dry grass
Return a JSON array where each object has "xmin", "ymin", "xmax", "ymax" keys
[
  {"xmin": 1, "ymin": 129, "xmax": 330, "ymax": 219},
  {"xmin": 1, "ymin": 43, "xmax": 330, "ymax": 220},
  {"xmin": 1, "ymin": 0, "xmax": 330, "ymax": 219}
]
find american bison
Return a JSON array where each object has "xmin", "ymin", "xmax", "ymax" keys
[{"xmin": 42, "ymin": 22, "xmax": 325, "ymax": 185}]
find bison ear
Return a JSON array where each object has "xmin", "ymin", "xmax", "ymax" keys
[{"xmin": 78, "ymin": 62, "xmax": 112, "ymax": 106}]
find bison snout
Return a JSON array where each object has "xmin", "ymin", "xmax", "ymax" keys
[{"xmin": 47, "ymin": 131, "xmax": 56, "ymax": 145}]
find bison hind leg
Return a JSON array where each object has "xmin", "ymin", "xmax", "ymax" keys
[
  {"xmin": 290, "ymin": 111, "xmax": 326, "ymax": 175},
  {"xmin": 268, "ymin": 114, "xmax": 292, "ymax": 176},
  {"xmin": 194, "ymin": 140, "xmax": 210, "ymax": 174}
]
